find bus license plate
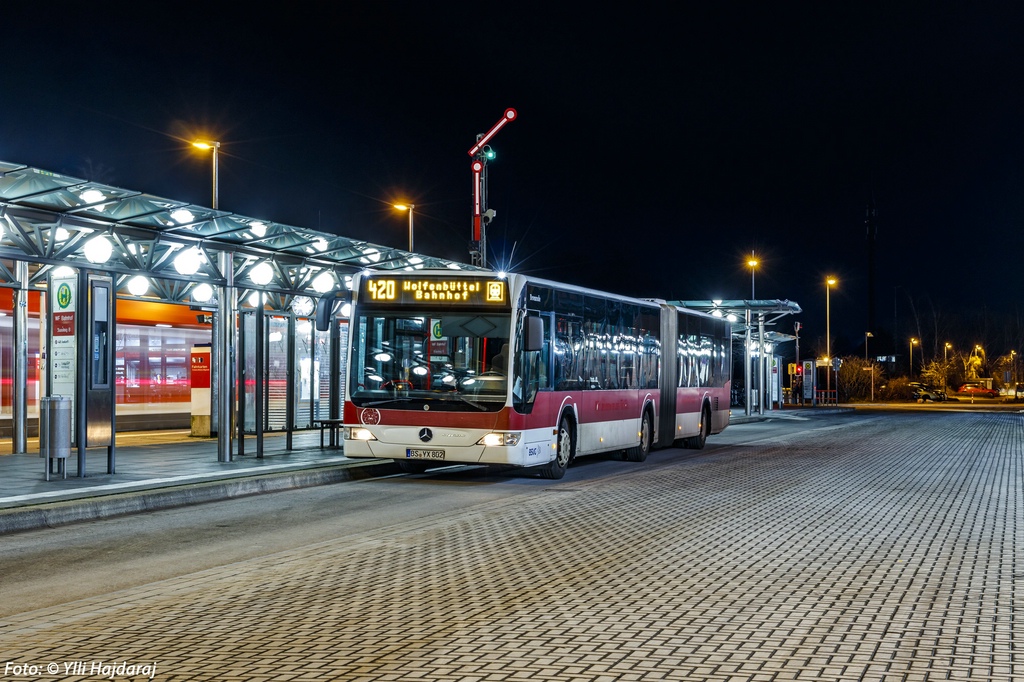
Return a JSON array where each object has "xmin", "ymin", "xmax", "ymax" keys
[{"xmin": 407, "ymin": 448, "xmax": 445, "ymax": 460}]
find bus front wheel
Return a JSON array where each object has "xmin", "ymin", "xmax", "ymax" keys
[{"xmin": 539, "ymin": 415, "xmax": 574, "ymax": 479}]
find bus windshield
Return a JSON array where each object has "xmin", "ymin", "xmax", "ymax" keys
[{"xmin": 348, "ymin": 311, "xmax": 511, "ymax": 412}]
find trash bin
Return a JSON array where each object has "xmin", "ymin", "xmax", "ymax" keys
[{"xmin": 40, "ymin": 396, "xmax": 71, "ymax": 481}]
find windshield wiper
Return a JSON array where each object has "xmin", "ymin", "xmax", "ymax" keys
[
  {"xmin": 448, "ymin": 393, "xmax": 489, "ymax": 411},
  {"xmin": 361, "ymin": 397, "xmax": 415, "ymax": 407}
]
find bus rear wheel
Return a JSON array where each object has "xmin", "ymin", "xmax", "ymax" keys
[
  {"xmin": 685, "ymin": 406, "xmax": 710, "ymax": 450},
  {"xmin": 624, "ymin": 410, "xmax": 653, "ymax": 462},
  {"xmin": 539, "ymin": 415, "xmax": 574, "ymax": 479}
]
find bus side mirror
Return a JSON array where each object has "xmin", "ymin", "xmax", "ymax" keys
[
  {"xmin": 524, "ymin": 316, "xmax": 543, "ymax": 352},
  {"xmin": 315, "ymin": 293, "xmax": 337, "ymax": 332}
]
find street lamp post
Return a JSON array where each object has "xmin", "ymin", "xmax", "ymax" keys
[
  {"xmin": 865, "ymin": 331, "xmax": 873, "ymax": 361},
  {"xmin": 944, "ymin": 342, "xmax": 952, "ymax": 390},
  {"xmin": 192, "ymin": 140, "xmax": 231, "ymax": 462},
  {"xmin": 910, "ymin": 337, "xmax": 918, "ymax": 379},
  {"xmin": 747, "ymin": 252, "xmax": 758, "ymax": 299},
  {"xmin": 826, "ymin": 277, "xmax": 836, "ymax": 400},
  {"xmin": 862, "ymin": 366, "xmax": 874, "ymax": 402},
  {"xmin": 970, "ymin": 344, "xmax": 983, "ymax": 379},
  {"xmin": 394, "ymin": 203, "xmax": 415, "ymax": 252},
  {"xmin": 192, "ymin": 140, "xmax": 221, "ymax": 209}
]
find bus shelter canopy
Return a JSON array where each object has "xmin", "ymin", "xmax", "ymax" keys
[
  {"xmin": 0, "ymin": 160, "xmax": 483, "ymax": 308},
  {"xmin": 669, "ymin": 299, "xmax": 803, "ymax": 334}
]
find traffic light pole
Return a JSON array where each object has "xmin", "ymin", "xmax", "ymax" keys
[{"xmin": 468, "ymin": 108, "xmax": 516, "ymax": 268}]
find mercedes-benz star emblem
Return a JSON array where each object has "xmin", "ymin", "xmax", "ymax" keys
[{"xmin": 418, "ymin": 428, "xmax": 433, "ymax": 443}]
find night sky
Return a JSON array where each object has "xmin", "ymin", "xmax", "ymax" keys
[{"xmin": 4, "ymin": 4, "xmax": 1022, "ymax": 360}]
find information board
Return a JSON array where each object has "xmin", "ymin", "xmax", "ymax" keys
[{"xmin": 49, "ymin": 274, "xmax": 77, "ymax": 434}]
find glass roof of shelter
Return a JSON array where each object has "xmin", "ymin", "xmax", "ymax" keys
[
  {"xmin": 670, "ymin": 299, "xmax": 803, "ymax": 335},
  {"xmin": 0, "ymin": 160, "xmax": 482, "ymax": 306}
]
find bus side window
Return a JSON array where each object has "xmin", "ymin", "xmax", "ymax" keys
[{"xmin": 537, "ymin": 316, "xmax": 550, "ymax": 389}]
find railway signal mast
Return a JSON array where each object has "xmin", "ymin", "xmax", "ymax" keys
[{"xmin": 468, "ymin": 108, "xmax": 516, "ymax": 267}]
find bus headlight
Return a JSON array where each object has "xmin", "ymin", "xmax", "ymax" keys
[
  {"xmin": 477, "ymin": 432, "xmax": 521, "ymax": 447},
  {"xmin": 347, "ymin": 427, "xmax": 377, "ymax": 441}
]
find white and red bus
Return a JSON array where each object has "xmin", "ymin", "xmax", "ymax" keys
[{"xmin": 342, "ymin": 270, "xmax": 731, "ymax": 478}]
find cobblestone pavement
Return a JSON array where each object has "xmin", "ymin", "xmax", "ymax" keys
[{"xmin": 0, "ymin": 411, "xmax": 1019, "ymax": 681}]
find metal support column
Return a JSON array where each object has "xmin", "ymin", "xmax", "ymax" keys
[
  {"xmin": 216, "ymin": 251, "xmax": 234, "ymax": 462},
  {"xmin": 329, "ymin": 315, "xmax": 341, "ymax": 422},
  {"xmin": 744, "ymin": 309, "xmax": 752, "ymax": 417},
  {"xmin": 758, "ymin": 313, "xmax": 767, "ymax": 415},
  {"xmin": 286, "ymin": 315, "xmax": 295, "ymax": 451},
  {"xmin": 255, "ymin": 296, "xmax": 265, "ymax": 458},
  {"xmin": 13, "ymin": 261, "xmax": 28, "ymax": 454}
]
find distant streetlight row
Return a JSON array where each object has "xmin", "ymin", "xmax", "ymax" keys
[{"xmin": 740, "ymin": 257, "xmax": 1012, "ymax": 393}]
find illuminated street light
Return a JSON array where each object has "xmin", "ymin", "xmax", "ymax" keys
[
  {"xmin": 749, "ymin": 251, "xmax": 757, "ymax": 296},
  {"xmin": 910, "ymin": 337, "xmax": 918, "ymax": 379},
  {"xmin": 944, "ymin": 342, "xmax": 952, "ymax": 390},
  {"xmin": 394, "ymin": 203, "xmax": 415, "ymax": 252},
  {"xmin": 865, "ymin": 331, "xmax": 873, "ymax": 361},
  {"xmin": 826, "ymin": 277, "xmax": 836, "ymax": 398},
  {"xmin": 192, "ymin": 140, "xmax": 221, "ymax": 209}
]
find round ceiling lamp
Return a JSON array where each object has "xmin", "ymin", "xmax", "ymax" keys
[
  {"xmin": 126, "ymin": 275, "xmax": 149, "ymax": 297},
  {"xmin": 249, "ymin": 261, "xmax": 274, "ymax": 286},
  {"xmin": 174, "ymin": 247, "xmax": 202, "ymax": 276},
  {"xmin": 83, "ymin": 235, "xmax": 113, "ymax": 264},
  {"xmin": 192, "ymin": 283, "xmax": 214, "ymax": 303},
  {"xmin": 312, "ymin": 271, "xmax": 335, "ymax": 293}
]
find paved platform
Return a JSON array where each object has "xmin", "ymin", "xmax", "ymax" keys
[
  {"xmin": 0, "ymin": 430, "xmax": 403, "ymax": 534},
  {"xmin": 0, "ymin": 408, "xmax": 1018, "ymax": 680}
]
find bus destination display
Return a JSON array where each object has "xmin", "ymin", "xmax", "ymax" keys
[{"xmin": 362, "ymin": 277, "xmax": 507, "ymax": 306}]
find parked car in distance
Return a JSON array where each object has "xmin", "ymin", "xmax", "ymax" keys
[
  {"xmin": 909, "ymin": 382, "xmax": 947, "ymax": 401},
  {"xmin": 956, "ymin": 382, "xmax": 999, "ymax": 399}
]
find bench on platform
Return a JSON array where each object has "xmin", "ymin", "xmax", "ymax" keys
[{"xmin": 314, "ymin": 418, "xmax": 345, "ymax": 449}]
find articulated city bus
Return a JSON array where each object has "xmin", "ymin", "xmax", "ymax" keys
[{"xmin": 342, "ymin": 270, "xmax": 731, "ymax": 478}]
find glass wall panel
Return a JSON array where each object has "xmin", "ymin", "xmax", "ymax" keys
[
  {"xmin": 266, "ymin": 315, "xmax": 289, "ymax": 431},
  {"xmin": 293, "ymin": 317, "xmax": 314, "ymax": 429},
  {"xmin": 0, "ymin": 315, "xmax": 41, "ymax": 417}
]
